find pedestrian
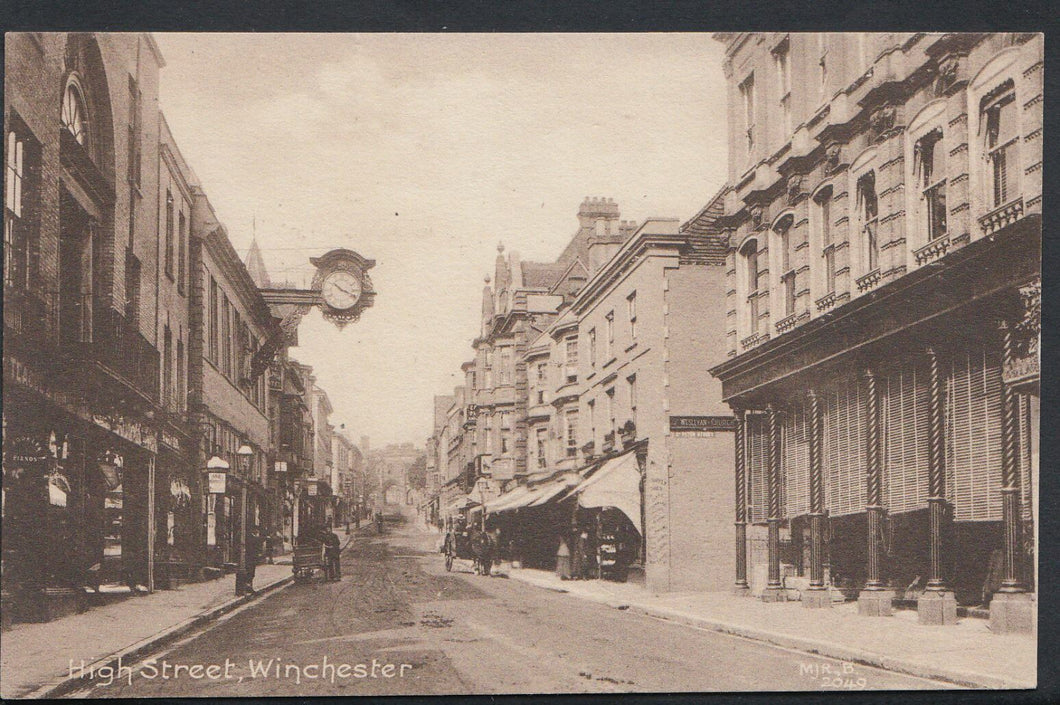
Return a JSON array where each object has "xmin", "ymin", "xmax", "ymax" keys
[
  {"xmin": 323, "ymin": 523, "xmax": 342, "ymax": 581},
  {"xmin": 555, "ymin": 535, "xmax": 572, "ymax": 580},
  {"xmin": 245, "ymin": 529, "xmax": 263, "ymax": 594}
]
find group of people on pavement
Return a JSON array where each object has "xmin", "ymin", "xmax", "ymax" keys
[{"xmin": 555, "ymin": 529, "xmax": 597, "ymax": 581}]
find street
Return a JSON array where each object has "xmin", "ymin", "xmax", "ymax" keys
[{"xmin": 75, "ymin": 519, "xmax": 951, "ymax": 696}]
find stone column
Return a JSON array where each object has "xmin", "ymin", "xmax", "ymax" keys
[
  {"xmin": 733, "ymin": 408, "xmax": 749, "ymax": 595},
  {"xmin": 858, "ymin": 369, "xmax": 894, "ymax": 616},
  {"xmin": 803, "ymin": 390, "xmax": 830, "ymax": 608},
  {"xmin": 762, "ymin": 405, "xmax": 786, "ymax": 602},
  {"xmin": 919, "ymin": 348, "xmax": 957, "ymax": 624},
  {"xmin": 990, "ymin": 322, "xmax": 1034, "ymax": 633}
]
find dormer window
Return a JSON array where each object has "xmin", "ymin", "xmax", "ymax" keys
[{"xmin": 61, "ymin": 79, "xmax": 89, "ymax": 147}]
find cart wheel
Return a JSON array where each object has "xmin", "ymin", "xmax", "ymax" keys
[{"xmin": 445, "ymin": 552, "xmax": 453, "ymax": 572}]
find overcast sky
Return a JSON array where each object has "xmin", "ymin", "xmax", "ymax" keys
[{"xmin": 154, "ymin": 33, "xmax": 728, "ymax": 448}]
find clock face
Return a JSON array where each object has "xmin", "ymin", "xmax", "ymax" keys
[{"xmin": 322, "ymin": 271, "xmax": 362, "ymax": 310}]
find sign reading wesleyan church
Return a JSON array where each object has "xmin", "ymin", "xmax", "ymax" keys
[{"xmin": 669, "ymin": 416, "xmax": 737, "ymax": 433}]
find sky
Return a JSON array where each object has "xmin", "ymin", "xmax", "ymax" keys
[{"xmin": 154, "ymin": 33, "xmax": 729, "ymax": 448}]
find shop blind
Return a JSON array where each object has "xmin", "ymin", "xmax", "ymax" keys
[
  {"xmin": 747, "ymin": 413, "xmax": 769, "ymax": 524},
  {"xmin": 824, "ymin": 378, "xmax": 866, "ymax": 516},
  {"xmin": 945, "ymin": 346, "xmax": 1003, "ymax": 522},
  {"xmin": 783, "ymin": 402, "xmax": 811, "ymax": 518},
  {"xmin": 882, "ymin": 362, "xmax": 930, "ymax": 513}
]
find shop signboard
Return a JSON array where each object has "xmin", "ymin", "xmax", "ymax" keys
[
  {"xmin": 307, "ymin": 483, "xmax": 318, "ymax": 496},
  {"xmin": 668, "ymin": 415, "xmax": 737, "ymax": 435},
  {"xmin": 207, "ymin": 471, "xmax": 227, "ymax": 494}
]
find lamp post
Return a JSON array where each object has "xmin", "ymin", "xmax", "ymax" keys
[{"xmin": 235, "ymin": 444, "xmax": 253, "ymax": 595}]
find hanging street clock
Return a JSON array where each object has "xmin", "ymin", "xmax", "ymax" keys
[{"xmin": 309, "ymin": 249, "xmax": 376, "ymax": 328}]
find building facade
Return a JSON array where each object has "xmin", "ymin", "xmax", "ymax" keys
[
  {"xmin": 4, "ymin": 32, "xmax": 171, "ymax": 623},
  {"xmin": 187, "ymin": 191, "xmax": 274, "ymax": 571},
  {"xmin": 708, "ymin": 32, "xmax": 1040, "ymax": 631}
]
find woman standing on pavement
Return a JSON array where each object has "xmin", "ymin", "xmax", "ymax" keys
[{"xmin": 555, "ymin": 535, "xmax": 572, "ymax": 580}]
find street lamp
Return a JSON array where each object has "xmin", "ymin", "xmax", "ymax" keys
[{"xmin": 235, "ymin": 444, "xmax": 253, "ymax": 595}]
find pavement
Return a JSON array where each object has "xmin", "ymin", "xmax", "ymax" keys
[
  {"xmin": 505, "ymin": 567, "xmax": 1037, "ymax": 690},
  {"xmin": 45, "ymin": 521, "xmax": 957, "ymax": 696},
  {"xmin": 0, "ymin": 531, "xmax": 359, "ymax": 700}
]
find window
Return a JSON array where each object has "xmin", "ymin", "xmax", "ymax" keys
[
  {"xmin": 208, "ymin": 277, "xmax": 219, "ymax": 362},
  {"xmin": 178, "ymin": 211, "xmax": 187, "ymax": 295},
  {"xmin": 916, "ymin": 129, "xmax": 947, "ymax": 241},
  {"xmin": 176, "ymin": 337, "xmax": 185, "ymax": 411},
  {"xmin": 564, "ymin": 336, "xmax": 578, "ymax": 382},
  {"xmin": 499, "ymin": 347, "xmax": 512, "ymax": 385},
  {"xmin": 982, "ymin": 82, "xmax": 1018, "ymax": 208},
  {"xmin": 127, "ymin": 77, "xmax": 142, "ymax": 188},
  {"xmin": 606, "ymin": 388, "xmax": 616, "ymax": 436},
  {"xmin": 628, "ymin": 374, "xmax": 637, "ymax": 427},
  {"xmin": 815, "ymin": 188, "xmax": 836, "ymax": 295},
  {"xmin": 774, "ymin": 40, "xmax": 792, "ymax": 138},
  {"xmin": 536, "ymin": 362, "xmax": 547, "ymax": 404},
  {"xmin": 4, "ymin": 130, "xmax": 27, "ymax": 290},
  {"xmin": 817, "ymin": 34, "xmax": 828, "ymax": 104},
  {"xmin": 627, "ymin": 291, "xmax": 637, "ymax": 341},
  {"xmin": 605, "ymin": 311, "xmax": 614, "ymax": 359},
  {"xmin": 739, "ymin": 73, "xmax": 756, "ymax": 156},
  {"xmin": 484, "ymin": 413, "xmax": 493, "ymax": 454},
  {"xmin": 856, "ymin": 171, "xmax": 879, "ymax": 273},
  {"xmin": 588, "ymin": 399, "xmax": 596, "ymax": 442},
  {"xmin": 164, "ymin": 191, "xmax": 174, "ymax": 278},
  {"xmin": 588, "ymin": 328, "xmax": 597, "ymax": 367},
  {"xmin": 741, "ymin": 239, "xmax": 761, "ymax": 334},
  {"xmin": 565, "ymin": 410, "xmax": 578, "ymax": 457},
  {"xmin": 536, "ymin": 427, "xmax": 548, "ymax": 469},
  {"xmin": 776, "ymin": 216, "xmax": 796, "ymax": 317},
  {"xmin": 221, "ymin": 295, "xmax": 232, "ymax": 377},
  {"xmin": 163, "ymin": 326, "xmax": 173, "ymax": 409},
  {"xmin": 61, "ymin": 79, "xmax": 88, "ymax": 146}
]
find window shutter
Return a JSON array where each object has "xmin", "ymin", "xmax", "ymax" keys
[
  {"xmin": 946, "ymin": 345, "xmax": 1003, "ymax": 521},
  {"xmin": 1018, "ymin": 394, "xmax": 1033, "ymax": 523},
  {"xmin": 825, "ymin": 377, "xmax": 866, "ymax": 516},
  {"xmin": 783, "ymin": 402, "xmax": 811, "ymax": 518},
  {"xmin": 747, "ymin": 413, "xmax": 769, "ymax": 524},
  {"xmin": 882, "ymin": 362, "xmax": 930, "ymax": 513}
]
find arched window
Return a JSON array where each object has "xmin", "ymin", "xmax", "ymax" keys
[
  {"xmin": 773, "ymin": 214, "xmax": 796, "ymax": 318},
  {"xmin": 740, "ymin": 237, "xmax": 761, "ymax": 337},
  {"xmin": 856, "ymin": 170, "xmax": 879, "ymax": 274},
  {"xmin": 814, "ymin": 186, "xmax": 836, "ymax": 297},
  {"xmin": 981, "ymin": 79, "xmax": 1018, "ymax": 209},
  {"xmin": 61, "ymin": 78, "xmax": 89, "ymax": 147}
]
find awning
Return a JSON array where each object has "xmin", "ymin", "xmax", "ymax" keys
[
  {"xmin": 486, "ymin": 485, "xmax": 534, "ymax": 513},
  {"xmin": 573, "ymin": 450, "xmax": 641, "ymax": 533},
  {"xmin": 527, "ymin": 474, "xmax": 580, "ymax": 507},
  {"xmin": 445, "ymin": 495, "xmax": 479, "ymax": 513}
]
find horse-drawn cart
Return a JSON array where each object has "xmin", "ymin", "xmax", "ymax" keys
[
  {"xmin": 443, "ymin": 528, "xmax": 494, "ymax": 575},
  {"xmin": 292, "ymin": 539, "xmax": 325, "ymax": 581}
]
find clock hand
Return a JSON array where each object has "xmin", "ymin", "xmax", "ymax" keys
[{"xmin": 333, "ymin": 283, "xmax": 356, "ymax": 296}]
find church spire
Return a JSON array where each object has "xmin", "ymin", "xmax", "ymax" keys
[{"xmin": 245, "ymin": 237, "xmax": 272, "ymax": 288}]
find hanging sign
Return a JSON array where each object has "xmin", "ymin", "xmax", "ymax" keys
[
  {"xmin": 207, "ymin": 472, "xmax": 227, "ymax": 494},
  {"xmin": 307, "ymin": 483, "xmax": 318, "ymax": 496}
]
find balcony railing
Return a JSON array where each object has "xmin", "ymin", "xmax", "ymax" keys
[
  {"xmin": 914, "ymin": 234, "xmax": 951, "ymax": 265},
  {"xmin": 741, "ymin": 331, "xmax": 766, "ymax": 351},
  {"xmin": 65, "ymin": 305, "xmax": 160, "ymax": 402},
  {"xmin": 979, "ymin": 197, "xmax": 1024, "ymax": 236},
  {"xmin": 856, "ymin": 268, "xmax": 882, "ymax": 293},
  {"xmin": 774, "ymin": 313, "xmax": 798, "ymax": 334},
  {"xmin": 815, "ymin": 290, "xmax": 838, "ymax": 312}
]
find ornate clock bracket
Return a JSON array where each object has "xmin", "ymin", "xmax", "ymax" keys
[{"xmin": 247, "ymin": 248, "xmax": 376, "ymax": 379}]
